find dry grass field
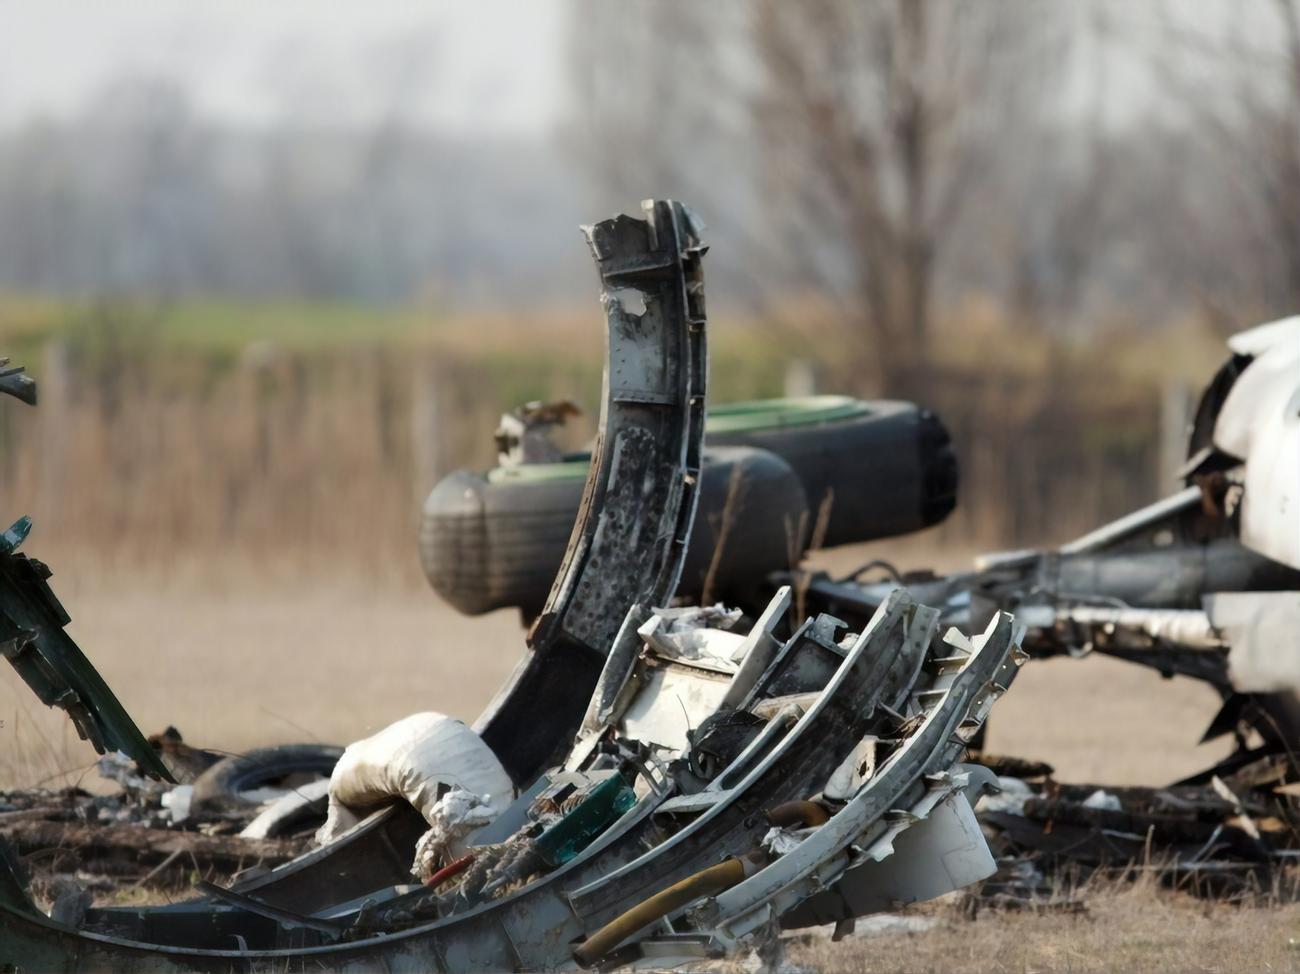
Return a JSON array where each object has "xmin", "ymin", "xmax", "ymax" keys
[{"xmin": 786, "ymin": 879, "xmax": 1300, "ymax": 973}]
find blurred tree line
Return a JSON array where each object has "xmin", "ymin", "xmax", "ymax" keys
[
  {"xmin": 0, "ymin": 0, "xmax": 1295, "ymax": 397},
  {"xmin": 570, "ymin": 0, "xmax": 1300, "ymax": 396}
]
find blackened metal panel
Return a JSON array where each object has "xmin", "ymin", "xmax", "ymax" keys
[
  {"xmin": 0, "ymin": 530, "xmax": 173, "ymax": 781},
  {"xmin": 477, "ymin": 200, "xmax": 708, "ymax": 786}
]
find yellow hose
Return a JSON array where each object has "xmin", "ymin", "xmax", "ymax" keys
[
  {"xmin": 572, "ymin": 857, "xmax": 747, "ymax": 967},
  {"xmin": 766, "ymin": 799, "xmax": 830, "ymax": 829}
]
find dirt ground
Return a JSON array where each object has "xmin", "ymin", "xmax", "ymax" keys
[
  {"xmin": 0, "ymin": 552, "xmax": 1278, "ymax": 973},
  {"xmin": 0, "ymin": 551, "xmax": 1233, "ymax": 790},
  {"xmin": 0, "ymin": 564, "xmax": 524, "ymax": 788}
]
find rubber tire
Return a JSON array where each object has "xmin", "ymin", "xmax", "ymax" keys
[
  {"xmin": 420, "ymin": 446, "xmax": 807, "ymax": 618},
  {"xmin": 419, "ymin": 398, "xmax": 959, "ymax": 617},
  {"xmin": 190, "ymin": 744, "xmax": 343, "ymax": 815},
  {"xmin": 706, "ymin": 400, "xmax": 958, "ymax": 548},
  {"xmin": 420, "ymin": 470, "xmax": 585, "ymax": 618}
]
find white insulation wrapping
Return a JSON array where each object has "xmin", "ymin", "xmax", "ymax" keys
[{"xmin": 317, "ymin": 712, "xmax": 514, "ymax": 845}]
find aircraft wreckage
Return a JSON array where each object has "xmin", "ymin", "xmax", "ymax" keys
[
  {"xmin": 0, "ymin": 201, "xmax": 1026, "ymax": 971},
  {"xmin": 2, "ymin": 199, "xmax": 1298, "ymax": 971}
]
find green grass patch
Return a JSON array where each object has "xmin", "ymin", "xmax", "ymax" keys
[{"xmin": 0, "ymin": 292, "xmax": 1227, "ymax": 408}]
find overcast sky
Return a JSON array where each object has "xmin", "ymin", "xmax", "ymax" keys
[
  {"xmin": 0, "ymin": 2, "xmax": 1283, "ymax": 138},
  {"xmin": 0, "ymin": 0, "xmax": 564, "ymax": 133}
]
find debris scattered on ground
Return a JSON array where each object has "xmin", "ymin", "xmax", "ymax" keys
[
  {"xmin": 973, "ymin": 750, "xmax": 1300, "ymax": 904},
  {"xmin": 0, "ymin": 731, "xmax": 340, "ymax": 901}
]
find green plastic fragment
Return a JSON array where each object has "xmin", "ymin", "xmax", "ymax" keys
[
  {"xmin": 703, "ymin": 395, "xmax": 873, "ymax": 434},
  {"xmin": 0, "ymin": 516, "xmax": 31, "ymax": 554},
  {"xmin": 487, "ymin": 396, "xmax": 875, "ymax": 484},
  {"xmin": 535, "ymin": 774, "xmax": 637, "ymax": 867}
]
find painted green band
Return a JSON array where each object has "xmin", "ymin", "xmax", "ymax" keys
[{"xmin": 486, "ymin": 396, "xmax": 872, "ymax": 484}]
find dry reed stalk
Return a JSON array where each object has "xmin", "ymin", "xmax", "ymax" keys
[{"xmin": 700, "ymin": 460, "xmax": 748, "ymax": 606}]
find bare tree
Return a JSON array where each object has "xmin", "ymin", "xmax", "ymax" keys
[
  {"xmin": 1235, "ymin": 0, "xmax": 1300, "ymax": 313},
  {"xmin": 1153, "ymin": 0, "xmax": 1300, "ymax": 323},
  {"xmin": 563, "ymin": 2, "xmax": 753, "ymax": 220},
  {"xmin": 751, "ymin": 0, "xmax": 1054, "ymax": 396}
]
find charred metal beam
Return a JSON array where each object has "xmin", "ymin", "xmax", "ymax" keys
[
  {"xmin": 0, "ymin": 359, "xmax": 36, "ymax": 406},
  {"xmin": 476, "ymin": 200, "xmax": 707, "ymax": 786},
  {"xmin": 0, "ymin": 522, "xmax": 172, "ymax": 781}
]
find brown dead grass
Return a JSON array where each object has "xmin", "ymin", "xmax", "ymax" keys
[
  {"xmin": 788, "ymin": 877, "xmax": 1300, "ymax": 973},
  {"xmin": 0, "ymin": 306, "xmax": 1212, "ymax": 586},
  {"xmin": 0, "ymin": 561, "xmax": 1284, "ymax": 972}
]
